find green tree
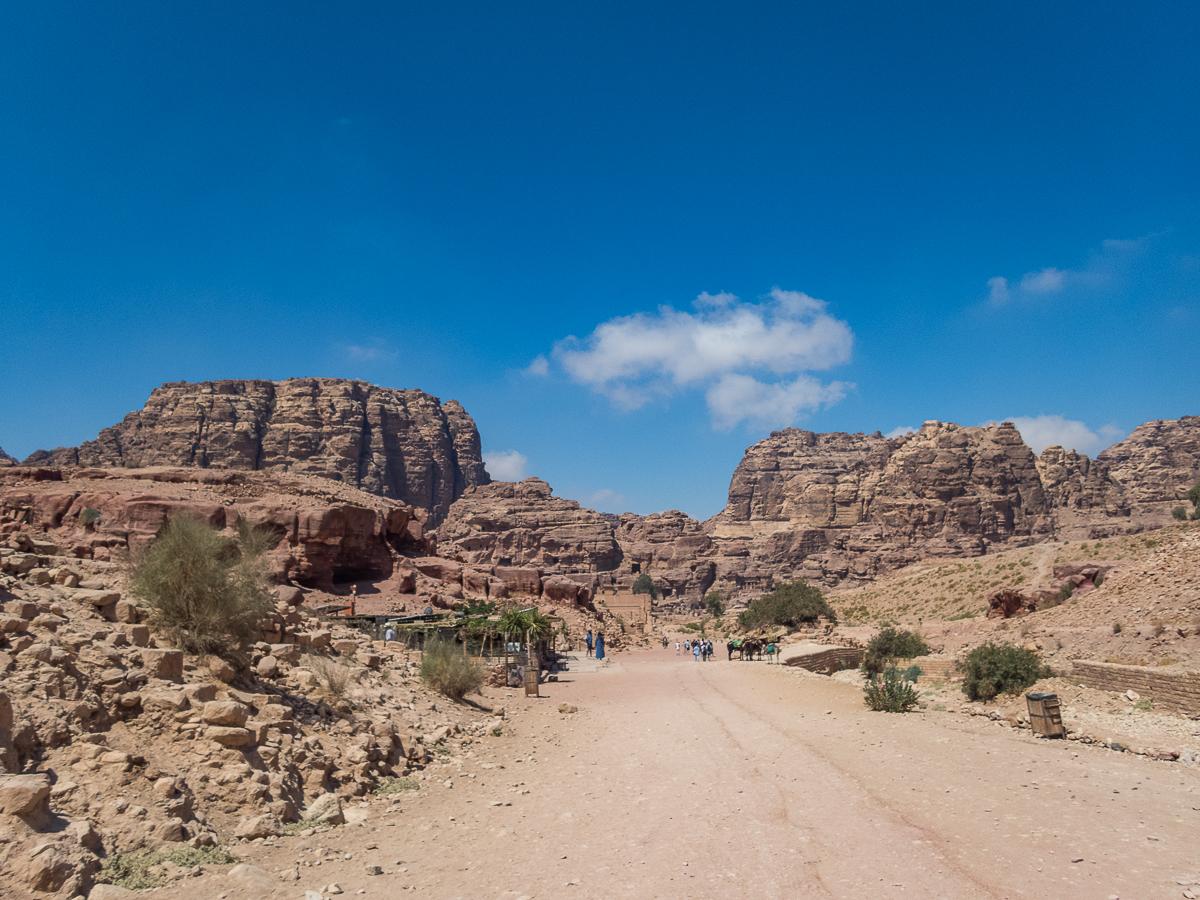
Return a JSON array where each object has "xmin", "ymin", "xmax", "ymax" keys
[
  {"xmin": 737, "ymin": 580, "xmax": 836, "ymax": 630},
  {"xmin": 861, "ymin": 627, "xmax": 929, "ymax": 675},
  {"xmin": 703, "ymin": 590, "xmax": 725, "ymax": 617},
  {"xmin": 632, "ymin": 573, "xmax": 658, "ymax": 600},
  {"xmin": 960, "ymin": 642, "xmax": 1051, "ymax": 702},
  {"xmin": 1189, "ymin": 482, "xmax": 1200, "ymax": 520},
  {"xmin": 129, "ymin": 514, "xmax": 275, "ymax": 658}
]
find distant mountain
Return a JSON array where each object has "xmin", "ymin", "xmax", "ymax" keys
[{"xmin": 23, "ymin": 378, "xmax": 490, "ymax": 525}]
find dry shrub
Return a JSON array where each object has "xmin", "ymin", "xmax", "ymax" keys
[
  {"xmin": 129, "ymin": 514, "xmax": 274, "ymax": 658},
  {"xmin": 307, "ymin": 653, "xmax": 351, "ymax": 700},
  {"xmin": 420, "ymin": 638, "xmax": 484, "ymax": 701}
]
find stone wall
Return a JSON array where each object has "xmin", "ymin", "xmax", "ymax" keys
[
  {"xmin": 782, "ymin": 645, "xmax": 864, "ymax": 675},
  {"xmin": 1072, "ymin": 661, "xmax": 1200, "ymax": 717}
]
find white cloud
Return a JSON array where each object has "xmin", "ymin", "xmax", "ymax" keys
[
  {"xmin": 987, "ymin": 276, "xmax": 1010, "ymax": 305},
  {"xmin": 346, "ymin": 344, "xmax": 391, "ymax": 361},
  {"xmin": 1097, "ymin": 423, "xmax": 1127, "ymax": 445},
  {"xmin": 584, "ymin": 488, "xmax": 626, "ymax": 511},
  {"xmin": 550, "ymin": 287, "xmax": 854, "ymax": 429},
  {"xmin": 706, "ymin": 373, "xmax": 850, "ymax": 430},
  {"xmin": 526, "ymin": 355, "xmax": 549, "ymax": 376},
  {"xmin": 885, "ymin": 425, "xmax": 917, "ymax": 439},
  {"xmin": 1019, "ymin": 267, "xmax": 1066, "ymax": 294},
  {"xmin": 483, "ymin": 450, "xmax": 528, "ymax": 481},
  {"xmin": 985, "ymin": 235, "xmax": 1157, "ymax": 307}
]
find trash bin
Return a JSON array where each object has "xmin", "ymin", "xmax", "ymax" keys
[{"xmin": 1026, "ymin": 692, "xmax": 1065, "ymax": 737}]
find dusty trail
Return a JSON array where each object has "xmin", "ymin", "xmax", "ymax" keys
[{"xmin": 175, "ymin": 646, "xmax": 1200, "ymax": 900}]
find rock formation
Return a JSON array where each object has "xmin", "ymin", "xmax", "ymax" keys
[
  {"xmin": 0, "ymin": 446, "xmax": 15, "ymax": 466},
  {"xmin": 0, "ymin": 467, "xmax": 432, "ymax": 592},
  {"xmin": 23, "ymin": 379, "xmax": 490, "ymax": 525},
  {"xmin": 435, "ymin": 478, "xmax": 621, "ymax": 572},
  {"xmin": 706, "ymin": 421, "xmax": 1055, "ymax": 590},
  {"xmin": 1098, "ymin": 415, "xmax": 1200, "ymax": 506}
]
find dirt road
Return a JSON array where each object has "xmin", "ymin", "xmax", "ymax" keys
[{"xmin": 180, "ymin": 646, "xmax": 1200, "ymax": 900}]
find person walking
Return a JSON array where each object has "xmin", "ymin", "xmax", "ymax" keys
[
  {"xmin": 675, "ymin": 641, "xmax": 681, "ymax": 654},
  {"xmin": 693, "ymin": 642, "xmax": 701, "ymax": 662},
  {"xmin": 585, "ymin": 631, "xmax": 594, "ymax": 658},
  {"xmin": 595, "ymin": 633, "xmax": 605, "ymax": 660}
]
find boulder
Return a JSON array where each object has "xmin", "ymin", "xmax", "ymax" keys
[
  {"xmin": 305, "ymin": 792, "xmax": 345, "ymax": 825},
  {"xmin": 141, "ymin": 648, "xmax": 184, "ymax": 681},
  {"xmin": 201, "ymin": 701, "xmax": 251, "ymax": 727}
]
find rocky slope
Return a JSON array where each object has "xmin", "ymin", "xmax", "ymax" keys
[
  {"xmin": 23, "ymin": 379, "xmax": 490, "ymax": 525},
  {"xmin": 0, "ymin": 447, "xmax": 16, "ymax": 466},
  {"xmin": 0, "ymin": 464, "xmax": 624, "ymax": 896}
]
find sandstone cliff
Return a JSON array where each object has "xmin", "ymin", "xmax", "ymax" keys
[
  {"xmin": 1098, "ymin": 415, "xmax": 1200, "ymax": 507},
  {"xmin": 0, "ymin": 446, "xmax": 15, "ymax": 466},
  {"xmin": 432, "ymin": 415, "xmax": 1200, "ymax": 605},
  {"xmin": 23, "ymin": 379, "xmax": 490, "ymax": 524},
  {"xmin": 706, "ymin": 421, "xmax": 1055, "ymax": 589},
  {"xmin": 436, "ymin": 478, "xmax": 621, "ymax": 572}
]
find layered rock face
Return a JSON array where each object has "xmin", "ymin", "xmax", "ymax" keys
[
  {"xmin": 1098, "ymin": 416, "xmax": 1200, "ymax": 506},
  {"xmin": 613, "ymin": 511, "xmax": 716, "ymax": 601},
  {"xmin": 0, "ymin": 469, "xmax": 432, "ymax": 591},
  {"xmin": 23, "ymin": 379, "xmax": 489, "ymax": 525},
  {"xmin": 0, "ymin": 447, "xmax": 15, "ymax": 466},
  {"xmin": 435, "ymin": 478, "xmax": 621, "ymax": 572},
  {"xmin": 707, "ymin": 421, "xmax": 1055, "ymax": 589}
]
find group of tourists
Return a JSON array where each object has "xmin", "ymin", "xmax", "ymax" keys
[{"xmin": 674, "ymin": 637, "xmax": 715, "ymax": 661}]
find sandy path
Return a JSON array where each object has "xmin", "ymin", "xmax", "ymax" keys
[{"xmin": 176, "ymin": 646, "xmax": 1200, "ymax": 900}]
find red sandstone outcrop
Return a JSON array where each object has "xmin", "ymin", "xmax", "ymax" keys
[
  {"xmin": 0, "ymin": 447, "xmax": 15, "ymax": 467},
  {"xmin": 435, "ymin": 478, "xmax": 621, "ymax": 572},
  {"xmin": 23, "ymin": 379, "xmax": 490, "ymax": 525},
  {"xmin": 0, "ymin": 467, "xmax": 432, "ymax": 592},
  {"xmin": 614, "ymin": 511, "xmax": 716, "ymax": 600}
]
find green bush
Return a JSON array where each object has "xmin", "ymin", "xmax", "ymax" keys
[
  {"xmin": 420, "ymin": 637, "xmax": 484, "ymax": 701},
  {"xmin": 703, "ymin": 590, "xmax": 725, "ymax": 617},
  {"xmin": 79, "ymin": 507, "xmax": 100, "ymax": 525},
  {"xmin": 861, "ymin": 627, "xmax": 929, "ymax": 675},
  {"xmin": 863, "ymin": 667, "xmax": 919, "ymax": 712},
  {"xmin": 960, "ymin": 642, "xmax": 1051, "ymax": 702},
  {"xmin": 632, "ymin": 573, "xmax": 658, "ymax": 600},
  {"xmin": 128, "ymin": 514, "xmax": 275, "ymax": 658},
  {"xmin": 1173, "ymin": 506, "xmax": 1188, "ymax": 521},
  {"xmin": 737, "ymin": 581, "xmax": 836, "ymax": 630}
]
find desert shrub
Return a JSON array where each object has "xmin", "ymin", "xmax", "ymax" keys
[
  {"xmin": 307, "ymin": 653, "xmax": 351, "ymax": 700},
  {"xmin": 420, "ymin": 638, "xmax": 484, "ymax": 701},
  {"xmin": 79, "ymin": 507, "xmax": 100, "ymax": 525},
  {"xmin": 737, "ymin": 581, "xmax": 836, "ymax": 630},
  {"xmin": 960, "ymin": 642, "xmax": 1051, "ymax": 702},
  {"xmin": 375, "ymin": 777, "xmax": 420, "ymax": 795},
  {"xmin": 128, "ymin": 514, "xmax": 275, "ymax": 658},
  {"xmin": 632, "ymin": 573, "xmax": 658, "ymax": 600},
  {"xmin": 863, "ymin": 667, "xmax": 919, "ymax": 712},
  {"xmin": 100, "ymin": 845, "xmax": 237, "ymax": 890},
  {"xmin": 1057, "ymin": 580, "xmax": 1076, "ymax": 603},
  {"xmin": 1112, "ymin": 621, "xmax": 1123, "ymax": 634},
  {"xmin": 861, "ymin": 627, "xmax": 929, "ymax": 675},
  {"xmin": 1173, "ymin": 506, "xmax": 1188, "ymax": 521},
  {"xmin": 902, "ymin": 664, "xmax": 922, "ymax": 683},
  {"xmin": 704, "ymin": 590, "xmax": 725, "ymax": 617}
]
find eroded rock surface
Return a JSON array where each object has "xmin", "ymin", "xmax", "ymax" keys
[
  {"xmin": 1098, "ymin": 415, "xmax": 1200, "ymax": 506},
  {"xmin": 23, "ymin": 379, "xmax": 489, "ymax": 524},
  {"xmin": 436, "ymin": 479, "xmax": 621, "ymax": 572}
]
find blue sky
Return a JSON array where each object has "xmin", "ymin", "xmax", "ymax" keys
[{"xmin": 2, "ymin": 2, "xmax": 1198, "ymax": 519}]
